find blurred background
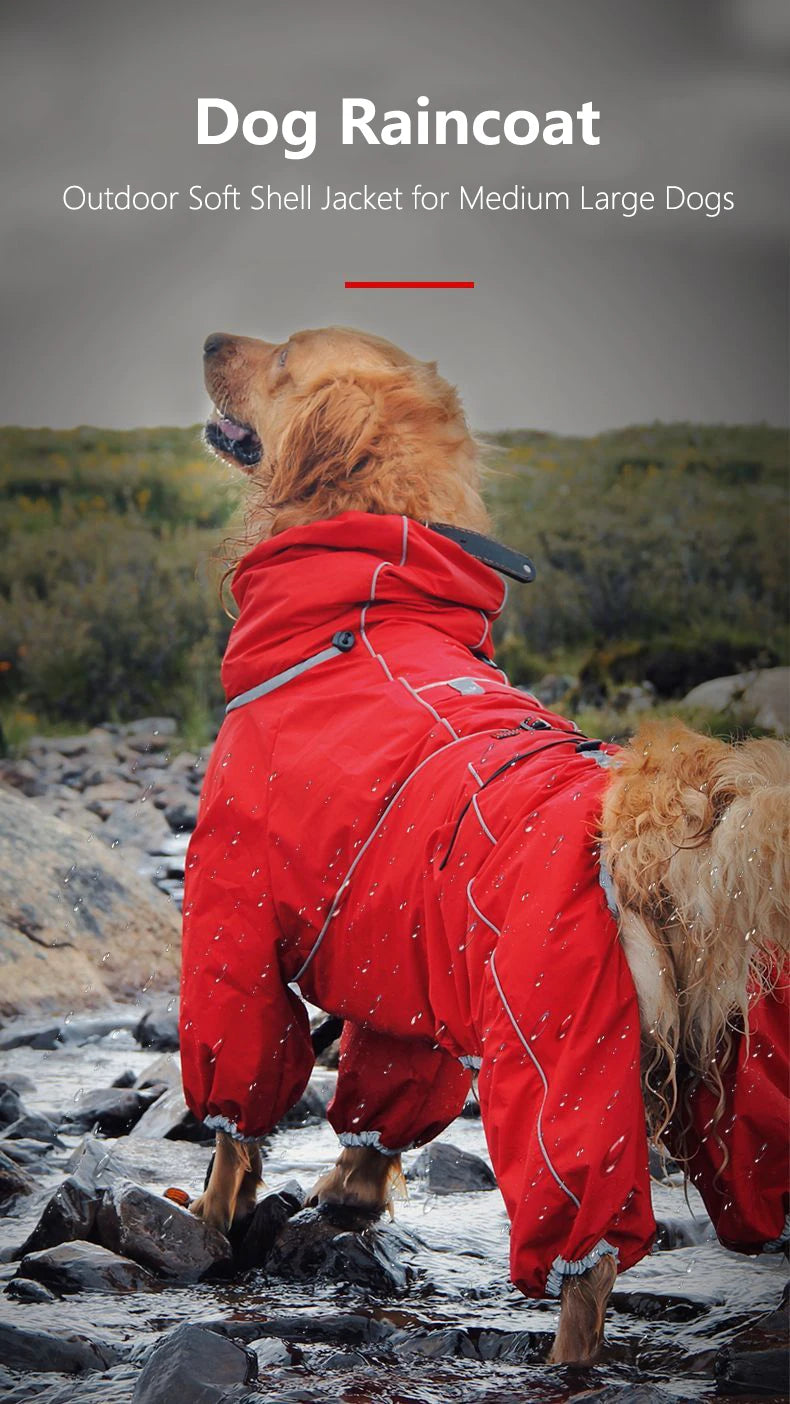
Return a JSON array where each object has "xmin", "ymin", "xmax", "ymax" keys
[{"xmin": 1, "ymin": 0, "xmax": 788, "ymax": 748}]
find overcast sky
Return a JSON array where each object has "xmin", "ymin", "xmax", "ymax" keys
[{"xmin": 1, "ymin": 0, "xmax": 788, "ymax": 432}]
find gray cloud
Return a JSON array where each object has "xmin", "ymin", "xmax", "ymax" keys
[{"xmin": 1, "ymin": 0, "xmax": 787, "ymax": 430}]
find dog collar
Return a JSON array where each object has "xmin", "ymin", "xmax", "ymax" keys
[{"xmin": 427, "ymin": 521, "xmax": 536, "ymax": 583}]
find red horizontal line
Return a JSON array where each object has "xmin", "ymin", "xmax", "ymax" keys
[{"xmin": 345, "ymin": 280, "xmax": 474, "ymax": 289}]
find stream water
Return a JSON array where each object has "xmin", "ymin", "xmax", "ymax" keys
[{"xmin": 0, "ymin": 1025, "xmax": 786, "ymax": 1402}]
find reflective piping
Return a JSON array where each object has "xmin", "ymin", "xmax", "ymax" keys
[
  {"xmin": 475, "ymin": 611, "xmax": 490, "ymax": 649},
  {"xmin": 339, "ymin": 1130, "xmax": 409, "ymax": 1155},
  {"xmin": 225, "ymin": 644, "xmax": 342, "ymax": 714},
  {"xmin": 472, "ymin": 793, "xmax": 497, "ymax": 845},
  {"xmin": 489, "ymin": 947, "xmax": 582, "ymax": 1214},
  {"xmin": 400, "ymin": 514, "xmax": 409, "ymax": 566},
  {"xmin": 467, "ymin": 878, "xmax": 501, "ymax": 938},
  {"xmin": 292, "ymin": 729, "xmax": 492, "ymax": 983},
  {"xmin": 545, "ymin": 1240, "xmax": 619, "ymax": 1299},
  {"xmin": 361, "ymin": 561, "xmax": 395, "ymax": 681},
  {"xmin": 397, "ymin": 674, "xmax": 459, "ymax": 742}
]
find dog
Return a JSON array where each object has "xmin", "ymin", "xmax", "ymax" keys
[{"xmin": 181, "ymin": 326, "xmax": 789, "ymax": 1366}]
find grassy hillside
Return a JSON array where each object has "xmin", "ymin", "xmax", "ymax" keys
[{"xmin": 0, "ymin": 423, "xmax": 786, "ymax": 745}]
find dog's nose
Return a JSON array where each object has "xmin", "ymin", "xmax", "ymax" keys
[{"xmin": 204, "ymin": 333, "xmax": 231, "ymax": 358}]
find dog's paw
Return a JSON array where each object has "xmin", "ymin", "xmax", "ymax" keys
[{"xmin": 189, "ymin": 1190, "xmax": 232, "ymax": 1235}]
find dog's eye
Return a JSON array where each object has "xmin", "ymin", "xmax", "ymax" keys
[{"xmin": 278, "ymin": 347, "xmax": 288, "ymax": 367}]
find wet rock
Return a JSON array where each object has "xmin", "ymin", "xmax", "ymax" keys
[
  {"xmin": 406, "ymin": 1141, "xmax": 496, "ymax": 1194},
  {"xmin": 0, "ymin": 1019, "xmax": 64, "ymax": 1051},
  {"xmin": 654, "ymin": 1215, "xmax": 716, "ymax": 1250},
  {"xmin": 648, "ymin": 1144, "xmax": 681, "ymax": 1181},
  {"xmin": 0, "ymin": 1321, "xmax": 122, "ymax": 1373},
  {"xmin": 269, "ymin": 1207, "xmax": 419, "ymax": 1292},
  {"xmin": 0, "ymin": 1111, "xmax": 62, "ymax": 1145},
  {"xmin": 0, "ymin": 787, "xmax": 181, "ymax": 1018},
  {"xmin": 135, "ymin": 1000, "xmax": 179, "ymax": 1051},
  {"xmin": 66, "ymin": 1134, "xmax": 138, "ymax": 1189},
  {"xmin": 18, "ymin": 1174, "xmax": 101, "ymax": 1255},
  {"xmin": 62, "ymin": 1086, "xmax": 158, "ymax": 1136},
  {"xmin": 279, "ymin": 1083, "xmax": 326, "ymax": 1127},
  {"xmin": 0, "ymin": 1148, "xmax": 35, "ymax": 1204},
  {"xmin": 111, "ymin": 1068, "xmax": 137, "ymax": 1088},
  {"xmin": 128, "ymin": 1086, "xmax": 211, "ymax": 1143},
  {"xmin": 131, "ymin": 1322, "xmax": 257, "ymax": 1404},
  {"xmin": 250, "ymin": 1336, "xmax": 296, "ymax": 1367},
  {"xmin": 0, "ymin": 1138, "xmax": 50, "ymax": 1167},
  {"xmin": 234, "ymin": 1182, "xmax": 305, "ymax": 1268},
  {"xmin": 5, "ymin": 1277, "xmax": 56, "ymax": 1303},
  {"xmin": 159, "ymin": 789, "xmax": 199, "ymax": 831},
  {"xmin": 57, "ymin": 1012, "xmax": 142, "ymax": 1044},
  {"xmin": 18, "ymin": 1239, "xmax": 155, "ymax": 1294},
  {"xmin": 134, "ymin": 1052, "xmax": 181, "ymax": 1090},
  {"xmin": 716, "ymin": 1345, "xmax": 789, "ymax": 1397},
  {"xmin": 0, "ymin": 1086, "xmax": 25, "ymax": 1124},
  {"xmin": 581, "ymin": 1388, "xmax": 679, "ymax": 1402},
  {"xmin": 97, "ymin": 1181, "xmax": 231, "ymax": 1281},
  {"xmin": 389, "ymin": 1326, "xmax": 479, "ymax": 1359}
]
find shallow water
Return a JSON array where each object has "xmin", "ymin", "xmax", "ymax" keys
[{"xmin": 0, "ymin": 1029, "xmax": 787, "ymax": 1402}]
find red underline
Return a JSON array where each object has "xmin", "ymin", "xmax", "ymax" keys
[{"xmin": 344, "ymin": 280, "xmax": 474, "ymax": 289}]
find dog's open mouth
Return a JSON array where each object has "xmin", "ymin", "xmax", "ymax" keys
[{"xmin": 205, "ymin": 411, "xmax": 262, "ymax": 469}]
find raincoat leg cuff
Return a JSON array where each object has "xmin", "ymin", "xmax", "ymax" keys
[
  {"xmin": 204, "ymin": 1113, "xmax": 259, "ymax": 1143},
  {"xmin": 338, "ymin": 1131, "xmax": 409, "ymax": 1156},
  {"xmin": 763, "ymin": 1213, "xmax": 790, "ymax": 1252},
  {"xmin": 545, "ymin": 1240, "xmax": 619, "ymax": 1299}
]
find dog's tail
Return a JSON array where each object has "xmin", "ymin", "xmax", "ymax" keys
[{"xmin": 602, "ymin": 722, "xmax": 789, "ymax": 1133}]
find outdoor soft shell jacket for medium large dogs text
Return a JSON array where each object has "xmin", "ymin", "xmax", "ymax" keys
[{"xmin": 181, "ymin": 513, "xmax": 789, "ymax": 1298}]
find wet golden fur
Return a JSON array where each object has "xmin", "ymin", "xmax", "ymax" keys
[{"xmin": 198, "ymin": 325, "xmax": 789, "ymax": 1363}]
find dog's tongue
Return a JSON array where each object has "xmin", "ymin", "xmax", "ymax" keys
[{"xmin": 217, "ymin": 415, "xmax": 248, "ymax": 442}]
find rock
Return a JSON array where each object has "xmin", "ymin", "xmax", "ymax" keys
[
  {"xmin": 18, "ymin": 1174, "xmax": 100, "ymax": 1255},
  {"xmin": 682, "ymin": 667, "xmax": 790, "ymax": 734},
  {"xmin": 0, "ymin": 1018, "xmax": 64, "ymax": 1050},
  {"xmin": 0, "ymin": 758, "xmax": 48, "ymax": 797},
  {"xmin": 250, "ymin": 1336, "xmax": 294, "ymax": 1367},
  {"xmin": 123, "ymin": 716, "xmax": 178, "ymax": 739},
  {"xmin": 268, "ymin": 1208, "xmax": 418, "ymax": 1292},
  {"xmin": 0, "ymin": 1086, "xmax": 25, "ymax": 1124},
  {"xmin": 4, "ymin": 1277, "xmax": 56, "ymax": 1303},
  {"xmin": 111, "ymin": 1069, "xmax": 137, "ymax": 1088},
  {"xmin": 0, "ymin": 1112, "xmax": 62, "ymax": 1145},
  {"xmin": 135, "ymin": 1000, "xmax": 179, "ymax": 1051},
  {"xmin": 0, "ymin": 787, "xmax": 181, "ymax": 1018},
  {"xmin": 530, "ymin": 673, "xmax": 576, "ymax": 706},
  {"xmin": 134, "ymin": 1052, "xmax": 181, "ymax": 1091},
  {"xmin": 278, "ymin": 1072, "xmax": 336, "ymax": 1127},
  {"xmin": 62, "ymin": 1086, "xmax": 158, "ymax": 1136},
  {"xmin": 18, "ymin": 1239, "xmax": 155, "ymax": 1294},
  {"xmin": 83, "ymin": 780, "xmax": 142, "ymax": 818},
  {"xmin": 131, "ymin": 1322, "xmax": 257, "ymax": 1404},
  {"xmin": 0, "ymin": 1321, "xmax": 121, "ymax": 1374},
  {"xmin": 128, "ymin": 1086, "xmax": 210, "ymax": 1143},
  {"xmin": 234, "ymin": 1183, "xmax": 305, "ymax": 1268},
  {"xmin": 160, "ymin": 790, "xmax": 199, "ymax": 831},
  {"xmin": 66, "ymin": 1134, "xmax": 138, "ymax": 1190},
  {"xmin": 57, "ymin": 1011, "xmax": 142, "ymax": 1044},
  {"xmin": 0, "ymin": 1148, "xmax": 35, "ymax": 1204},
  {"xmin": 406, "ymin": 1141, "xmax": 496, "ymax": 1195},
  {"xmin": 715, "ymin": 1345, "xmax": 789, "ymax": 1397},
  {"xmin": 100, "ymin": 800, "xmax": 173, "ymax": 855},
  {"xmin": 97, "ymin": 1181, "xmax": 231, "ymax": 1281},
  {"xmin": 654, "ymin": 1215, "xmax": 717, "ymax": 1250}
]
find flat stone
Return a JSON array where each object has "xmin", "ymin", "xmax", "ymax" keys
[
  {"xmin": 128, "ymin": 1086, "xmax": 211, "ymax": 1143},
  {"xmin": 0, "ymin": 1321, "xmax": 121, "ymax": 1374},
  {"xmin": 62, "ymin": 1086, "xmax": 158, "ymax": 1136},
  {"xmin": 131, "ymin": 1322, "xmax": 257, "ymax": 1404},
  {"xmin": 406, "ymin": 1141, "xmax": 496, "ymax": 1195},
  {"xmin": 0, "ymin": 1019, "xmax": 64, "ymax": 1051},
  {"xmin": 0, "ymin": 1112, "xmax": 62, "ymax": 1145},
  {"xmin": 133, "ymin": 1052, "xmax": 181, "ymax": 1091},
  {"xmin": 66, "ymin": 1134, "xmax": 139, "ymax": 1190},
  {"xmin": 4, "ymin": 1277, "xmax": 57, "ymax": 1303},
  {"xmin": 97, "ymin": 1181, "xmax": 231, "ymax": 1281},
  {"xmin": 18, "ymin": 1239, "xmax": 155, "ymax": 1294}
]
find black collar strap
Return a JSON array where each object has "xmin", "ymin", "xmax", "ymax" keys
[{"xmin": 427, "ymin": 522, "xmax": 536, "ymax": 583}]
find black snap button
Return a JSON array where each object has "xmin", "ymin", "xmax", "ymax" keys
[{"xmin": 332, "ymin": 630, "xmax": 356, "ymax": 652}]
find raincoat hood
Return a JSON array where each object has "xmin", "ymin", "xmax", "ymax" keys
[{"xmin": 222, "ymin": 512, "xmax": 506, "ymax": 703}]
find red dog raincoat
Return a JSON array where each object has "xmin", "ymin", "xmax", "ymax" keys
[{"xmin": 181, "ymin": 513, "xmax": 789, "ymax": 1296}]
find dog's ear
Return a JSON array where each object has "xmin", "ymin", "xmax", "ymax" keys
[{"xmin": 268, "ymin": 377, "xmax": 379, "ymax": 506}]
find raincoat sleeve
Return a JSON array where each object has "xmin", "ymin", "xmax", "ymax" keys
[
  {"xmin": 179, "ymin": 722, "xmax": 314, "ymax": 1141},
  {"xmin": 327, "ymin": 1022, "xmax": 471, "ymax": 1154}
]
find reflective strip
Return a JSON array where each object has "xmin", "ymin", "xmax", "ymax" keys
[
  {"xmin": 225, "ymin": 645, "xmax": 342, "ymax": 714},
  {"xmin": 490, "ymin": 948, "xmax": 582, "ymax": 1214}
]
